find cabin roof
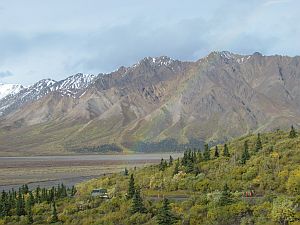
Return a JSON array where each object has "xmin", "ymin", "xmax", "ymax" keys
[{"xmin": 91, "ymin": 188, "xmax": 107, "ymax": 193}]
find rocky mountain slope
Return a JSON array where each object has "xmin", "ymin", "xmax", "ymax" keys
[{"xmin": 0, "ymin": 52, "xmax": 300, "ymax": 155}]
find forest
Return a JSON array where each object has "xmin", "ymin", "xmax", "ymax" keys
[{"xmin": 1, "ymin": 127, "xmax": 299, "ymax": 224}]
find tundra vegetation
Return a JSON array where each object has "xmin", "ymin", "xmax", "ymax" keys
[{"xmin": 0, "ymin": 128, "xmax": 299, "ymax": 224}]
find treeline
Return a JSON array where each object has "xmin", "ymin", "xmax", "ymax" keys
[
  {"xmin": 72, "ymin": 143, "xmax": 123, "ymax": 153},
  {"xmin": 133, "ymin": 138, "xmax": 204, "ymax": 153},
  {"xmin": 160, "ymin": 133, "xmax": 264, "ymax": 176},
  {"xmin": 159, "ymin": 126, "xmax": 297, "ymax": 180},
  {"xmin": 0, "ymin": 184, "xmax": 76, "ymax": 223}
]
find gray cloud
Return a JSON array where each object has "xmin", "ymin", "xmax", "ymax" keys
[{"xmin": 0, "ymin": 0, "xmax": 299, "ymax": 85}]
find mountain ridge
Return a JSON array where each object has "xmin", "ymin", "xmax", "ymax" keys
[{"xmin": 1, "ymin": 51, "xmax": 300, "ymax": 156}]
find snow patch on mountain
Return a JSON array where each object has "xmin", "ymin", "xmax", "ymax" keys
[{"xmin": 0, "ymin": 83, "xmax": 24, "ymax": 99}]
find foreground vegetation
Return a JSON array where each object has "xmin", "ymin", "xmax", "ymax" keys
[{"xmin": 1, "ymin": 128, "xmax": 300, "ymax": 224}]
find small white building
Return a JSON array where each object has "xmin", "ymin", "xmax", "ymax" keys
[{"xmin": 91, "ymin": 188, "xmax": 109, "ymax": 198}]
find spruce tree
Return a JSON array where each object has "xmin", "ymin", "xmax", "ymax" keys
[
  {"xmin": 197, "ymin": 150, "xmax": 203, "ymax": 162},
  {"xmin": 35, "ymin": 186, "xmax": 41, "ymax": 203},
  {"xmin": 131, "ymin": 188, "xmax": 146, "ymax": 214},
  {"xmin": 241, "ymin": 140, "xmax": 250, "ymax": 164},
  {"xmin": 289, "ymin": 125, "xmax": 297, "ymax": 138},
  {"xmin": 9, "ymin": 189, "xmax": 16, "ymax": 210},
  {"xmin": 182, "ymin": 151, "xmax": 187, "ymax": 166},
  {"xmin": 51, "ymin": 200, "xmax": 58, "ymax": 223},
  {"xmin": 127, "ymin": 174, "xmax": 135, "ymax": 199},
  {"xmin": 185, "ymin": 160, "xmax": 194, "ymax": 173},
  {"xmin": 0, "ymin": 190, "xmax": 9, "ymax": 217},
  {"xmin": 255, "ymin": 133, "xmax": 262, "ymax": 152},
  {"xmin": 169, "ymin": 155, "xmax": 173, "ymax": 166},
  {"xmin": 28, "ymin": 191, "xmax": 35, "ymax": 206},
  {"xmin": 156, "ymin": 198, "xmax": 177, "ymax": 225},
  {"xmin": 26, "ymin": 200, "xmax": 34, "ymax": 224},
  {"xmin": 219, "ymin": 184, "xmax": 232, "ymax": 206},
  {"xmin": 214, "ymin": 146, "xmax": 219, "ymax": 158},
  {"xmin": 22, "ymin": 184, "xmax": 29, "ymax": 195},
  {"xmin": 70, "ymin": 186, "xmax": 76, "ymax": 197},
  {"xmin": 223, "ymin": 144, "xmax": 230, "ymax": 157},
  {"xmin": 159, "ymin": 158, "xmax": 167, "ymax": 171},
  {"xmin": 203, "ymin": 144, "xmax": 210, "ymax": 161},
  {"xmin": 16, "ymin": 190, "xmax": 25, "ymax": 216},
  {"xmin": 124, "ymin": 168, "xmax": 129, "ymax": 176},
  {"xmin": 173, "ymin": 161, "xmax": 179, "ymax": 176},
  {"xmin": 61, "ymin": 184, "xmax": 67, "ymax": 197}
]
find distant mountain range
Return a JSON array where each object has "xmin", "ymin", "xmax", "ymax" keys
[{"xmin": 1, "ymin": 51, "xmax": 300, "ymax": 156}]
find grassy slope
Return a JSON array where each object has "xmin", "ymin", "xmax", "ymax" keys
[{"xmin": 3, "ymin": 130, "xmax": 299, "ymax": 224}]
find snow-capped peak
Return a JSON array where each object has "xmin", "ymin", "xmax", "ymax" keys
[
  {"xmin": 132, "ymin": 56, "xmax": 176, "ymax": 69},
  {"xmin": 57, "ymin": 73, "xmax": 96, "ymax": 90},
  {"xmin": 208, "ymin": 51, "xmax": 236, "ymax": 59},
  {"xmin": 0, "ymin": 73, "xmax": 98, "ymax": 117},
  {"xmin": 0, "ymin": 83, "xmax": 24, "ymax": 99}
]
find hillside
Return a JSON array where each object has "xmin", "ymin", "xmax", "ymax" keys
[
  {"xmin": 1, "ymin": 52, "xmax": 300, "ymax": 155},
  {"xmin": 1, "ymin": 129, "xmax": 299, "ymax": 224}
]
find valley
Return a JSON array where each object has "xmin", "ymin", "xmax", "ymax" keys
[{"xmin": 0, "ymin": 153, "xmax": 182, "ymax": 191}]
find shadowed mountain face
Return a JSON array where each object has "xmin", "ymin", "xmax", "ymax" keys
[{"xmin": 0, "ymin": 52, "xmax": 300, "ymax": 155}]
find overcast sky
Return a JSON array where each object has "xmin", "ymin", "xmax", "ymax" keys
[{"xmin": 0, "ymin": 0, "xmax": 299, "ymax": 85}]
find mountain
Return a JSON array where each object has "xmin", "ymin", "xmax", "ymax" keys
[
  {"xmin": 0, "ymin": 52, "xmax": 300, "ymax": 156},
  {"xmin": 0, "ymin": 83, "xmax": 24, "ymax": 100},
  {"xmin": 0, "ymin": 73, "xmax": 97, "ymax": 117}
]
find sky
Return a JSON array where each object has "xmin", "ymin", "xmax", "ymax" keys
[{"xmin": 0, "ymin": 0, "xmax": 299, "ymax": 85}]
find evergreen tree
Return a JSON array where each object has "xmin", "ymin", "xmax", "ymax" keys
[
  {"xmin": 185, "ymin": 160, "xmax": 194, "ymax": 173},
  {"xmin": 241, "ymin": 140, "xmax": 250, "ymax": 164},
  {"xmin": 35, "ymin": 186, "xmax": 41, "ymax": 203},
  {"xmin": 16, "ymin": 190, "xmax": 25, "ymax": 216},
  {"xmin": 131, "ymin": 188, "xmax": 146, "ymax": 214},
  {"xmin": 48, "ymin": 187, "xmax": 55, "ymax": 203},
  {"xmin": 127, "ymin": 174, "xmax": 135, "ymax": 199},
  {"xmin": 70, "ymin": 186, "xmax": 76, "ymax": 197},
  {"xmin": 26, "ymin": 199, "xmax": 34, "ymax": 224},
  {"xmin": 187, "ymin": 150, "xmax": 192, "ymax": 162},
  {"xmin": 0, "ymin": 190, "xmax": 9, "ymax": 217},
  {"xmin": 51, "ymin": 201, "xmax": 58, "ymax": 223},
  {"xmin": 169, "ymin": 155, "xmax": 173, "ymax": 166},
  {"xmin": 203, "ymin": 144, "xmax": 210, "ymax": 161},
  {"xmin": 159, "ymin": 159, "xmax": 168, "ymax": 171},
  {"xmin": 197, "ymin": 150, "xmax": 203, "ymax": 162},
  {"xmin": 219, "ymin": 184, "xmax": 232, "ymax": 206},
  {"xmin": 28, "ymin": 191, "xmax": 35, "ymax": 206},
  {"xmin": 255, "ymin": 133, "xmax": 263, "ymax": 152},
  {"xmin": 9, "ymin": 189, "xmax": 16, "ymax": 210},
  {"xmin": 22, "ymin": 184, "xmax": 29, "ymax": 195},
  {"xmin": 182, "ymin": 151, "xmax": 188, "ymax": 166},
  {"xmin": 156, "ymin": 198, "xmax": 177, "ymax": 225},
  {"xmin": 214, "ymin": 146, "xmax": 219, "ymax": 158},
  {"xmin": 173, "ymin": 161, "xmax": 179, "ymax": 176},
  {"xmin": 223, "ymin": 144, "xmax": 230, "ymax": 157},
  {"xmin": 61, "ymin": 184, "xmax": 67, "ymax": 197},
  {"xmin": 289, "ymin": 125, "xmax": 297, "ymax": 138},
  {"xmin": 124, "ymin": 168, "xmax": 129, "ymax": 176}
]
